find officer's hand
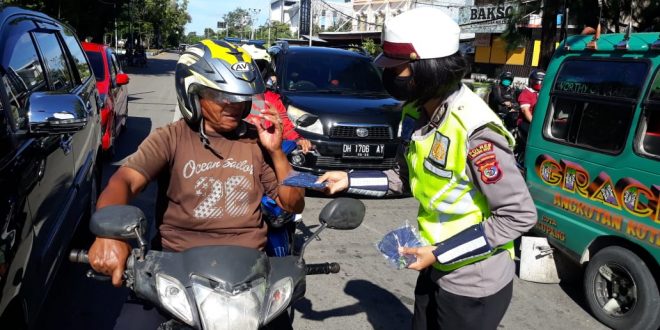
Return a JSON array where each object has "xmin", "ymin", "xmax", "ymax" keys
[
  {"xmin": 399, "ymin": 245, "xmax": 437, "ymax": 271},
  {"xmin": 296, "ymin": 138, "xmax": 313, "ymax": 153},
  {"xmin": 88, "ymin": 237, "xmax": 131, "ymax": 287},
  {"xmin": 316, "ymin": 171, "xmax": 348, "ymax": 194}
]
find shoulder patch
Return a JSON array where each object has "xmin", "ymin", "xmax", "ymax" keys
[
  {"xmin": 427, "ymin": 132, "xmax": 450, "ymax": 168},
  {"xmin": 474, "ymin": 154, "xmax": 502, "ymax": 184},
  {"xmin": 468, "ymin": 142, "xmax": 493, "ymax": 160}
]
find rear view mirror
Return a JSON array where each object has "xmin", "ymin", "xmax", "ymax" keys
[
  {"xmin": 28, "ymin": 92, "xmax": 89, "ymax": 134},
  {"xmin": 319, "ymin": 198, "xmax": 365, "ymax": 230},
  {"xmin": 90, "ymin": 205, "xmax": 147, "ymax": 240},
  {"xmin": 296, "ymin": 114, "xmax": 319, "ymax": 128},
  {"xmin": 116, "ymin": 73, "xmax": 129, "ymax": 86}
]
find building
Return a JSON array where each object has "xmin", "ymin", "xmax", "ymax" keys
[
  {"xmin": 351, "ymin": 0, "xmax": 471, "ymax": 32},
  {"xmin": 270, "ymin": 0, "xmax": 301, "ymax": 34},
  {"xmin": 270, "ymin": 0, "xmax": 354, "ymax": 36}
]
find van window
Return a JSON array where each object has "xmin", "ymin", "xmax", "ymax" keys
[
  {"xmin": 545, "ymin": 59, "xmax": 648, "ymax": 154},
  {"xmin": 638, "ymin": 69, "xmax": 660, "ymax": 159},
  {"xmin": 553, "ymin": 59, "xmax": 648, "ymax": 99}
]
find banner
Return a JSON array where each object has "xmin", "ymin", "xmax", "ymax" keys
[
  {"xmin": 300, "ymin": 0, "xmax": 311, "ymax": 36},
  {"xmin": 458, "ymin": 2, "xmax": 517, "ymax": 34}
]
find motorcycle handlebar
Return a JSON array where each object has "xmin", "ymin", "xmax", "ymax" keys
[
  {"xmin": 305, "ymin": 262, "xmax": 340, "ymax": 275},
  {"xmin": 69, "ymin": 249, "xmax": 89, "ymax": 264}
]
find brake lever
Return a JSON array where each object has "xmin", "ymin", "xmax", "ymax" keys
[{"xmin": 85, "ymin": 269, "xmax": 112, "ymax": 282}]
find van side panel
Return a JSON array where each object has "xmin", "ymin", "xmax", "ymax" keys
[{"xmin": 526, "ymin": 51, "xmax": 660, "ymax": 263}]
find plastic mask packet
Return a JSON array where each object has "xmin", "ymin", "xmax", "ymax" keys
[
  {"xmin": 282, "ymin": 171, "xmax": 328, "ymax": 191},
  {"xmin": 376, "ymin": 222, "xmax": 425, "ymax": 269}
]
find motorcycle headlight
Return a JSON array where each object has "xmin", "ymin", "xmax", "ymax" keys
[
  {"xmin": 262, "ymin": 277, "xmax": 293, "ymax": 324},
  {"xmin": 287, "ymin": 105, "xmax": 323, "ymax": 135},
  {"xmin": 156, "ymin": 273, "xmax": 194, "ymax": 326},
  {"xmin": 192, "ymin": 278, "xmax": 267, "ymax": 330}
]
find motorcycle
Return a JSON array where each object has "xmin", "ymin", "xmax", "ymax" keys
[{"xmin": 69, "ymin": 197, "xmax": 365, "ymax": 330}]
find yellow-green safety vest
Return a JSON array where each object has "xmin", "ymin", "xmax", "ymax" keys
[{"xmin": 403, "ymin": 86, "xmax": 516, "ymax": 272}]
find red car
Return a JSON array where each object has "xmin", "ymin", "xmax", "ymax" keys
[{"xmin": 82, "ymin": 42, "xmax": 129, "ymax": 156}]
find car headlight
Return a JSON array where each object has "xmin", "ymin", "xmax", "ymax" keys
[
  {"xmin": 262, "ymin": 277, "xmax": 293, "ymax": 324},
  {"xmin": 397, "ymin": 120, "xmax": 402, "ymax": 138},
  {"xmin": 156, "ymin": 273, "xmax": 194, "ymax": 326},
  {"xmin": 287, "ymin": 105, "xmax": 323, "ymax": 135},
  {"xmin": 192, "ymin": 278, "xmax": 267, "ymax": 330}
]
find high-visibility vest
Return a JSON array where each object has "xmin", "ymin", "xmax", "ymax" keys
[{"xmin": 403, "ymin": 86, "xmax": 516, "ymax": 272}]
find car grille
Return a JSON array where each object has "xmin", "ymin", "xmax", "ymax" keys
[
  {"xmin": 314, "ymin": 156, "xmax": 397, "ymax": 170},
  {"xmin": 329, "ymin": 125, "xmax": 393, "ymax": 140}
]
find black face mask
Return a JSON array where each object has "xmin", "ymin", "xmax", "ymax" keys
[{"xmin": 382, "ymin": 69, "xmax": 415, "ymax": 101}]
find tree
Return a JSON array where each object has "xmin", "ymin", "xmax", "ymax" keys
[
  {"xmin": 361, "ymin": 38, "xmax": 382, "ymax": 57},
  {"xmin": 325, "ymin": 17, "xmax": 352, "ymax": 32},
  {"xmin": 3, "ymin": 0, "xmax": 191, "ymax": 48},
  {"xmin": 502, "ymin": 0, "xmax": 660, "ymax": 70},
  {"xmin": 223, "ymin": 8, "xmax": 252, "ymax": 39}
]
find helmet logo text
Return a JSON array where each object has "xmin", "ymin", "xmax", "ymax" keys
[{"xmin": 231, "ymin": 62, "xmax": 252, "ymax": 72}]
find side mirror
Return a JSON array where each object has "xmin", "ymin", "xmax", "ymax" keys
[
  {"xmin": 28, "ymin": 92, "xmax": 88, "ymax": 134},
  {"xmin": 296, "ymin": 113, "xmax": 319, "ymax": 128},
  {"xmin": 319, "ymin": 198, "xmax": 365, "ymax": 230},
  {"xmin": 89, "ymin": 205, "xmax": 147, "ymax": 240},
  {"xmin": 115, "ymin": 73, "xmax": 129, "ymax": 86}
]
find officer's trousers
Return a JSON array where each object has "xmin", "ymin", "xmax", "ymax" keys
[{"xmin": 412, "ymin": 267, "xmax": 513, "ymax": 330}]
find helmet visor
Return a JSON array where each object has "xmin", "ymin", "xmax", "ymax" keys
[{"xmin": 198, "ymin": 87, "xmax": 253, "ymax": 104}]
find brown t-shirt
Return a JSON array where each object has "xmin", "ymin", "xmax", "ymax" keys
[{"xmin": 123, "ymin": 119, "xmax": 278, "ymax": 252}]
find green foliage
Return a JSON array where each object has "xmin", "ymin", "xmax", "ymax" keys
[
  {"xmin": 361, "ymin": 38, "xmax": 382, "ymax": 57},
  {"xmin": 252, "ymin": 21, "xmax": 293, "ymax": 44},
  {"xmin": 221, "ymin": 8, "xmax": 254, "ymax": 39}
]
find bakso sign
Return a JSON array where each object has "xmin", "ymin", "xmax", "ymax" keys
[{"xmin": 458, "ymin": 3, "xmax": 517, "ymax": 33}]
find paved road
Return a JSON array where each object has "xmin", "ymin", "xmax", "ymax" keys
[{"xmin": 37, "ymin": 51, "xmax": 608, "ymax": 330}]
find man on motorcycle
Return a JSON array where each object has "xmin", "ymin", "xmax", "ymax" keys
[
  {"xmin": 87, "ymin": 39, "xmax": 304, "ymax": 329},
  {"xmin": 517, "ymin": 69, "xmax": 545, "ymax": 137},
  {"xmin": 488, "ymin": 71, "xmax": 519, "ymax": 130}
]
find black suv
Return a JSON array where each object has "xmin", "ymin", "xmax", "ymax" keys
[
  {"xmin": 268, "ymin": 43, "xmax": 401, "ymax": 172},
  {"xmin": 0, "ymin": 7, "xmax": 102, "ymax": 327}
]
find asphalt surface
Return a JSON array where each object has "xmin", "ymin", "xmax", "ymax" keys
[{"xmin": 37, "ymin": 51, "xmax": 608, "ymax": 330}]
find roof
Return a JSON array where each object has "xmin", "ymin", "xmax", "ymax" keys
[
  {"xmin": 0, "ymin": 6, "xmax": 54, "ymax": 27},
  {"xmin": 563, "ymin": 32, "xmax": 660, "ymax": 52},
  {"xmin": 285, "ymin": 45, "xmax": 371, "ymax": 59}
]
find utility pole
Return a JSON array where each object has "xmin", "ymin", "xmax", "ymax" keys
[{"xmin": 308, "ymin": 0, "xmax": 313, "ymax": 46}]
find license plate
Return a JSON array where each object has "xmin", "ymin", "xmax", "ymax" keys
[{"xmin": 342, "ymin": 143, "xmax": 385, "ymax": 158}]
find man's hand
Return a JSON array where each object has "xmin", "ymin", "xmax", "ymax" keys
[
  {"xmin": 88, "ymin": 237, "xmax": 131, "ymax": 287},
  {"xmin": 296, "ymin": 138, "xmax": 313, "ymax": 153},
  {"xmin": 399, "ymin": 245, "xmax": 437, "ymax": 271},
  {"xmin": 503, "ymin": 101, "xmax": 512, "ymax": 107},
  {"xmin": 251, "ymin": 103, "xmax": 283, "ymax": 154},
  {"xmin": 316, "ymin": 171, "xmax": 349, "ymax": 194}
]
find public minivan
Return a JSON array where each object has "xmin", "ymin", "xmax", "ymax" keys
[{"xmin": 526, "ymin": 32, "xmax": 660, "ymax": 329}]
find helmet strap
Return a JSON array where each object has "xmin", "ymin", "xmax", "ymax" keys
[{"xmin": 198, "ymin": 118, "xmax": 224, "ymax": 159}]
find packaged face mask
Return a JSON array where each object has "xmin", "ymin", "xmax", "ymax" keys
[{"xmin": 376, "ymin": 221, "xmax": 426, "ymax": 269}]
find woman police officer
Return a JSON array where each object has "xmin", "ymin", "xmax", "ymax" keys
[{"xmin": 317, "ymin": 8, "xmax": 537, "ymax": 329}]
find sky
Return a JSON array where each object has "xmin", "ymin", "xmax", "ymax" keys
[{"xmin": 185, "ymin": 0, "xmax": 345, "ymax": 35}]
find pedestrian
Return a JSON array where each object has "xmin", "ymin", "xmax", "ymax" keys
[{"xmin": 317, "ymin": 7, "xmax": 537, "ymax": 330}]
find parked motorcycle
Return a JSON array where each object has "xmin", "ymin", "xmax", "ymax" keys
[{"xmin": 69, "ymin": 197, "xmax": 365, "ymax": 330}]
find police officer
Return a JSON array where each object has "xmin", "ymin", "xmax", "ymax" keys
[{"xmin": 317, "ymin": 8, "xmax": 537, "ymax": 330}]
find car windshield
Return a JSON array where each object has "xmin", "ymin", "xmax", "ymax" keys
[
  {"xmin": 283, "ymin": 51, "xmax": 386, "ymax": 94},
  {"xmin": 84, "ymin": 50, "xmax": 105, "ymax": 81},
  {"xmin": 552, "ymin": 59, "xmax": 648, "ymax": 100}
]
